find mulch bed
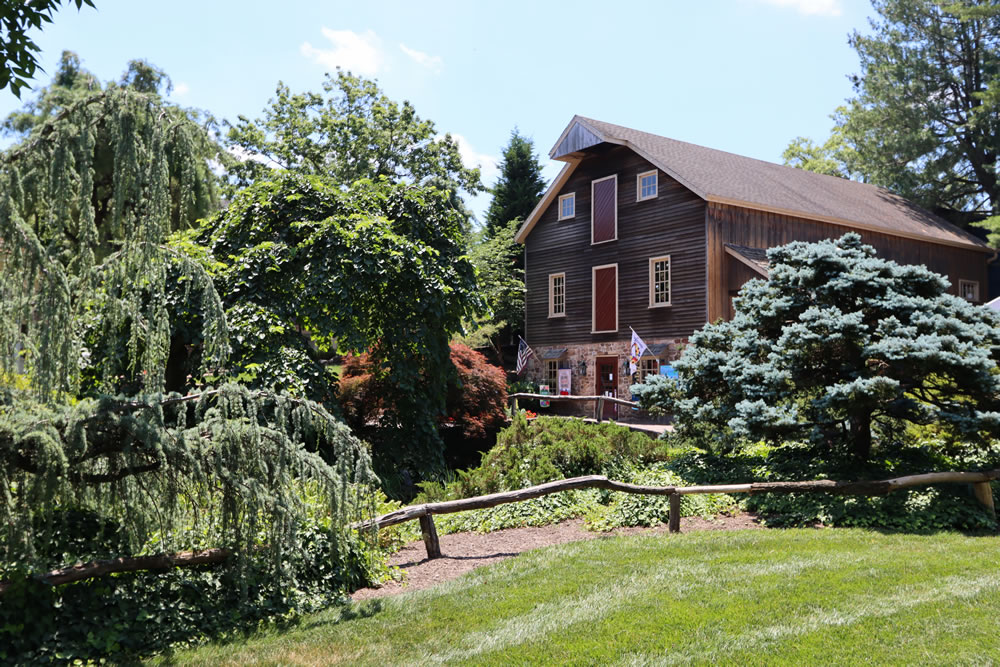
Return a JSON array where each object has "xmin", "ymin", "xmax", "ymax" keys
[{"xmin": 350, "ymin": 513, "xmax": 762, "ymax": 601}]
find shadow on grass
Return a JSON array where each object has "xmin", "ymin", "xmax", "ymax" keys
[{"xmin": 393, "ymin": 552, "xmax": 521, "ymax": 568}]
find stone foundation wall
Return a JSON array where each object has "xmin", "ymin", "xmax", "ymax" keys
[{"xmin": 524, "ymin": 337, "xmax": 686, "ymax": 421}]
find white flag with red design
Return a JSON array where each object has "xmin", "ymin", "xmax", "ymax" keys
[{"xmin": 629, "ymin": 328, "xmax": 648, "ymax": 375}]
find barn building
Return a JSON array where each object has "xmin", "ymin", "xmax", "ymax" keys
[{"xmin": 515, "ymin": 116, "xmax": 993, "ymax": 419}]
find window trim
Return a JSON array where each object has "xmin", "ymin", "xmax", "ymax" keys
[
  {"xmin": 959, "ymin": 279, "xmax": 980, "ymax": 302},
  {"xmin": 590, "ymin": 174, "xmax": 618, "ymax": 245},
  {"xmin": 648, "ymin": 255, "xmax": 672, "ymax": 308},
  {"xmin": 637, "ymin": 170, "xmax": 658, "ymax": 202},
  {"xmin": 548, "ymin": 272, "xmax": 566, "ymax": 318},
  {"xmin": 591, "ymin": 262, "xmax": 619, "ymax": 334},
  {"xmin": 557, "ymin": 193, "xmax": 576, "ymax": 221}
]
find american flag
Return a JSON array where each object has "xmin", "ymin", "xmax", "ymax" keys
[{"xmin": 515, "ymin": 336, "xmax": 534, "ymax": 375}]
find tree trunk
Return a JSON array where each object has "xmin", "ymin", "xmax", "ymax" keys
[{"xmin": 850, "ymin": 412, "xmax": 873, "ymax": 462}]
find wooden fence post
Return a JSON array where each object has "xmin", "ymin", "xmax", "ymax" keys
[
  {"xmin": 595, "ymin": 397, "xmax": 604, "ymax": 423},
  {"xmin": 669, "ymin": 493, "xmax": 681, "ymax": 533},
  {"xmin": 972, "ymin": 482, "xmax": 996, "ymax": 522},
  {"xmin": 419, "ymin": 514, "xmax": 442, "ymax": 559}
]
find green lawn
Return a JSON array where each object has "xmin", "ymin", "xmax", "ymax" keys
[{"xmin": 166, "ymin": 528, "xmax": 1000, "ymax": 665}]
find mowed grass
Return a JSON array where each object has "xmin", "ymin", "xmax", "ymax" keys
[{"xmin": 166, "ymin": 528, "xmax": 1000, "ymax": 665}]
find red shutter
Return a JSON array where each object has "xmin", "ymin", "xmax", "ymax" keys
[
  {"xmin": 593, "ymin": 265, "xmax": 617, "ymax": 332},
  {"xmin": 592, "ymin": 177, "xmax": 616, "ymax": 243}
]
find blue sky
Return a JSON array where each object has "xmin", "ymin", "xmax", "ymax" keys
[{"xmin": 2, "ymin": 0, "xmax": 875, "ymax": 221}]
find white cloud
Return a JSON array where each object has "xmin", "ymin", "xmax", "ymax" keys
[
  {"xmin": 227, "ymin": 145, "xmax": 277, "ymax": 168},
  {"xmin": 300, "ymin": 28, "xmax": 384, "ymax": 76},
  {"xmin": 172, "ymin": 81, "xmax": 190, "ymax": 97},
  {"xmin": 399, "ymin": 43, "xmax": 443, "ymax": 73},
  {"xmin": 448, "ymin": 133, "xmax": 498, "ymax": 185},
  {"xmin": 756, "ymin": 0, "xmax": 842, "ymax": 16}
]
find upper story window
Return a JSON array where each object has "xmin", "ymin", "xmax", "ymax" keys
[
  {"xmin": 649, "ymin": 256, "xmax": 671, "ymax": 307},
  {"xmin": 637, "ymin": 170, "xmax": 658, "ymax": 201},
  {"xmin": 591, "ymin": 175, "xmax": 618, "ymax": 244},
  {"xmin": 558, "ymin": 193, "xmax": 575, "ymax": 220},
  {"xmin": 960, "ymin": 279, "xmax": 980, "ymax": 302},
  {"xmin": 549, "ymin": 272, "xmax": 566, "ymax": 317}
]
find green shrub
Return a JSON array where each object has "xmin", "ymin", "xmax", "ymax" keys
[
  {"xmin": 446, "ymin": 413, "xmax": 672, "ymax": 497},
  {"xmin": 586, "ymin": 463, "xmax": 739, "ymax": 531},
  {"xmin": 0, "ymin": 492, "xmax": 391, "ymax": 663}
]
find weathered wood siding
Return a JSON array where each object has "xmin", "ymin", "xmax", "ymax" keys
[
  {"xmin": 524, "ymin": 145, "xmax": 708, "ymax": 346},
  {"xmin": 706, "ymin": 202, "xmax": 991, "ymax": 321}
]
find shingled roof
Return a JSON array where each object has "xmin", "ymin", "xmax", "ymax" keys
[{"xmin": 516, "ymin": 116, "xmax": 990, "ymax": 252}]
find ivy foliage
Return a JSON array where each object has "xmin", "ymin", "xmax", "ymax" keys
[
  {"xmin": 197, "ymin": 173, "xmax": 482, "ymax": 476},
  {"xmin": 0, "ymin": 54, "xmax": 378, "ymax": 655},
  {"xmin": 633, "ymin": 234, "xmax": 1000, "ymax": 463}
]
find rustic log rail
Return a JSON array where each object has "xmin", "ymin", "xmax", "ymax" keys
[
  {"xmin": 3, "ymin": 470, "xmax": 996, "ymax": 594},
  {"xmin": 508, "ymin": 392, "xmax": 639, "ymax": 422},
  {"xmin": 362, "ymin": 470, "xmax": 1000, "ymax": 560}
]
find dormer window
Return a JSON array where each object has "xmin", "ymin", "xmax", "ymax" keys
[
  {"xmin": 558, "ymin": 193, "xmax": 575, "ymax": 220},
  {"xmin": 637, "ymin": 170, "xmax": 658, "ymax": 201}
]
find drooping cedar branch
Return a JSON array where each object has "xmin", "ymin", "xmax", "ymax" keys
[{"xmin": 0, "ymin": 548, "xmax": 231, "ymax": 596}]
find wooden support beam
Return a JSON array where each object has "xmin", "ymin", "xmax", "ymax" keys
[
  {"xmin": 669, "ymin": 493, "xmax": 681, "ymax": 533},
  {"xmin": 419, "ymin": 514, "xmax": 442, "ymax": 559}
]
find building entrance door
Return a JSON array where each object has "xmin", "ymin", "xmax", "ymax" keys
[{"xmin": 595, "ymin": 356, "xmax": 618, "ymax": 420}]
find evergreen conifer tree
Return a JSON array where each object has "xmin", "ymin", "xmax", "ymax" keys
[{"xmin": 483, "ymin": 128, "xmax": 546, "ymax": 239}]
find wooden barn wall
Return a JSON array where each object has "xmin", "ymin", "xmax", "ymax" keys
[
  {"xmin": 524, "ymin": 145, "xmax": 707, "ymax": 346},
  {"xmin": 706, "ymin": 202, "xmax": 991, "ymax": 322}
]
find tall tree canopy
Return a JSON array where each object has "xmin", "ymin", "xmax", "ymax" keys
[
  {"xmin": 633, "ymin": 234, "xmax": 1000, "ymax": 464},
  {"xmin": 784, "ymin": 0, "xmax": 1000, "ymax": 228},
  {"xmin": 196, "ymin": 173, "xmax": 481, "ymax": 476},
  {"xmin": 226, "ymin": 70, "xmax": 482, "ymax": 209},
  {"xmin": 3, "ymin": 51, "xmax": 225, "ymax": 254},
  {"xmin": 0, "ymin": 59, "xmax": 374, "ymax": 587},
  {"xmin": 483, "ymin": 128, "xmax": 546, "ymax": 239}
]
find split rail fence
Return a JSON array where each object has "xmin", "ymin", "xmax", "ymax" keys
[
  {"xmin": 3, "ymin": 472, "xmax": 996, "ymax": 594},
  {"xmin": 360, "ymin": 470, "xmax": 999, "ymax": 560},
  {"xmin": 507, "ymin": 392, "xmax": 638, "ymax": 422}
]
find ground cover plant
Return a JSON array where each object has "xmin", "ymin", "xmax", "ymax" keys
[{"xmin": 166, "ymin": 528, "xmax": 1000, "ymax": 665}]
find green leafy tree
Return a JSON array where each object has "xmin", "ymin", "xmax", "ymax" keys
[
  {"xmin": 225, "ymin": 70, "xmax": 482, "ymax": 209},
  {"xmin": 633, "ymin": 234, "xmax": 1000, "ymax": 464},
  {"xmin": 0, "ymin": 58, "xmax": 374, "ymax": 608},
  {"xmin": 198, "ymin": 173, "xmax": 481, "ymax": 477},
  {"xmin": 785, "ymin": 0, "xmax": 1000, "ymax": 228},
  {"xmin": 0, "ymin": 0, "xmax": 95, "ymax": 97},
  {"xmin": 483, "ymin": 128, "xmax": 546, "ymax": 239},
  {"xmin": 459, "ymin": 217, "xmax": 524, "ymax": 353}
]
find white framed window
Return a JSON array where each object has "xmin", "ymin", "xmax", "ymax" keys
[
  {"xmin": 649, "ymin": 255, "xmax": 671, "ymax": 307},
  {"xmin": 549, "ymin": 272, "xmax": 566, "ymax": 317},
  {"xmin": 558, "ymin": 193, "xmax": 575, "ymax": 220},
  {"xmin": 545, "ymin": 360, "xmax": 558, "ymax": 390},
  {"xmin": 639, "ymin": 357, "xmax": 660, "ymax": 384},
  {"xmin": 637, "ymin": 170, "xmax": 658, "ymax": 201},
  {"xmin": 960, "ymin": 279, "xmax": 980, "ymax": 302},
  {"xmin": 591, "ymin": 263, "xmax": 618, "ymax": 333},
  {"xmin": 591, "ymin": 174, "xmax": 618, "ymax": 244}
]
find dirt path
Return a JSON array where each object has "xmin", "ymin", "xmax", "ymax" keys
[{"xmin": 351, "ymin": 513, "xmax": 761, "ymax": 601}]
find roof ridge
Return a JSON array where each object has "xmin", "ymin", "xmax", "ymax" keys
[{"xmin": 575, "ymin": 115, "xmax": 894, "ymax": 197}]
